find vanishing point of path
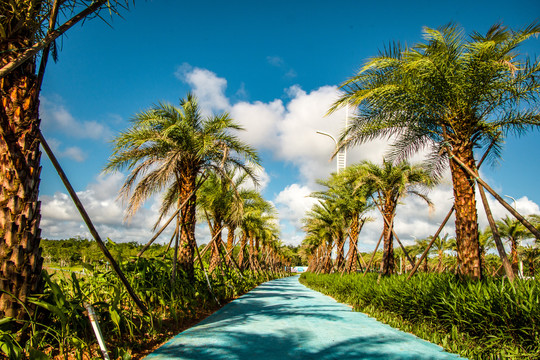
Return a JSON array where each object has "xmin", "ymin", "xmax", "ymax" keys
[{"xmin": 145, "ymin": 275, "xmax": 464, "ymax": 360}]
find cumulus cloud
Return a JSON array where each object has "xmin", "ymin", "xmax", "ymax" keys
[
  {"xmin": 40, "ymin": 96, "xmax": 113, "ymax": 140},
  {"xmin": 40, "ymin": 173, "xmax": 168, "ymax": 243},
  {"xmin": 47, "ymin": 138, "xmax": 86, "ymax": 162},
  {"xmin": 175, "ymin": 63, "xmax": 231, "ymax": 114},
  {"xmin": 274, "ymin": 184, "xmax": 318, "ymax": 231}
]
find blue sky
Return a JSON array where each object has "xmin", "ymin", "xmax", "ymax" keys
[{"xmin": 38, "ymin": 0, "xmax": 540, "ymax": 249}]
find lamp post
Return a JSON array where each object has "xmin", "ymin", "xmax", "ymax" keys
[
  {"xmin": 315, "ymin": 131, "xmax": 346, "ymax": 173},
  {"xmin": 316, "ymin": 104, "xmax": 349, "ymax": 173},
  {"xmin": 504, "ymin": 195, "xmax": 517, "ymax": 209}
]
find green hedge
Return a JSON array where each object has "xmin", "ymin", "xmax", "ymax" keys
[{"xmin": 300, "ymin": 272, "xmax": 540, "ymax": 359}]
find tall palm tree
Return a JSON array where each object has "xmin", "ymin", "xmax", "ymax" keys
[
  {"xmin": 519, "ymin": 245, "xmax": 539, "ymax": 277},
  {"xmin": 496, "ymin": 216, "xmax": 530, "ymax": 274},
  {"xmin": 305, "ymin": 199, "xmax": 347, "ymax": 273},
  {"xmin": 105, "ymin": 94, "xmax": 259, "ymax": 278},
  {"xmin": 330, "ymin": 23, "xmax": 540, "ymax": 279},
  {"xmin": 238, "ymin": 193, "xmax": 275, "ymax": 271},
  {"xmin": 478, "ymin": 226, "xmax": 495, "ymax": 271},
  {"xmin": 0, "ymin": 0, "xmax": 129, "ymax": 320},
  {"xmin": 302, "ymin": 203, "xmax": 337, "ymax": 273},
  {"xmin": 354, "ymin": 160, "xmax": 434, "ymax": 276},
  {"xmin": 315, "ymin": 168, "xmax": 374, "ymax": 273},
  {"xmin": 197, "ymin": 170, "xmax": 253, "ymax": 272},
  {"xmin": 429, "ymin": 233, "xmax": 453, "ymax": 273}
]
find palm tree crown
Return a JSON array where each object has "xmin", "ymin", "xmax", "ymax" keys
[
  {"xmin": 105, "ymin": 93, "xmax": 259, "ymax": 276},
  {"xmin": 330, "ymin": 23, "xmax": 540, "ymax": 279}
]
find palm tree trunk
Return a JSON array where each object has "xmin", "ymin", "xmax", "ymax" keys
[
  {"xmin": 380, "ymin": 202, "xmax": 396, "ymax": 276},
  {"xmin": 335, "ymin": 233, "xmax": 345, "ymax": 272},
  {"xmin": 226, "ymin": 225, "xmax": 236, "ymax": 266},
  {"xmin": 448, "ymin": 143, "xmax": 482, "ymax": 279},
  {"xmin": 177, "ymin": 169, "xmax": 198, "ymax": 278},
  {"xmin": 0, "ymin": 46, "xmax": 43, "ymax": 320},
  {"xmin": 346, "ymin": 215, "xmax": 360, "ymax": 273},
  {"xmin": 510, "ymin": 238, "xmax": 519, "ymax": 274},
  {"xmin": 208, "ymin": 221, "xmax": 222, "ymax": 273},
  {"xmin": 238, "ymin": 232, "xmax": 248, "ymax": 271}
]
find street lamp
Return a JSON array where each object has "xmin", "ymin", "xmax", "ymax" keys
[
  {"xmin": 315, "ymin": 131, "xmax": 346, "ymax": 173},
  {"xmin": 315, "ymin": 104, "xmax": 349, "ymax": 173},
  {"xmin": 504, "ymin": 195, "xmax": 517, "ymax": 209}
]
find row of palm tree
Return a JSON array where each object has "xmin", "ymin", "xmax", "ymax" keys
[
  {"xmin": 304, "ymin": 162, "xmax": 540, "ymax": 277},
  {"xmin": 303, "ymin": 159, "xmax": 434, "ymax": 276},
  {"xmin": 105, "ymin": 94, "xmax": 289, "ymax": 281},
  {"xmin": 325, "ymin": 22, "xmax": 540, "ymax": 280}
]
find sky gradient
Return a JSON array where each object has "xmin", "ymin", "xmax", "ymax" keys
[{"xmin": 38, "ymin": 0, "xmax": 540, "ymax": 249}]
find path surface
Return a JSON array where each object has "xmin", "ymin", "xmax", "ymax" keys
[{"xmin": 145, "ymin": 275, "xmax": 464, "ymax": 359}]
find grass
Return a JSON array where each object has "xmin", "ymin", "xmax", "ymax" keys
[
  {"xmin": 300, "ymin": 272, "xmax": 540, "ymax": 360},
  {"xmin": 0, "ymin": 257, "xmax": 284, "ymax": 360}
]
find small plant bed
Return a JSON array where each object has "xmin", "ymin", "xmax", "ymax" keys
[{"xmin": 300, "ymin": 272, "xmax": 540, "ymax": 359}]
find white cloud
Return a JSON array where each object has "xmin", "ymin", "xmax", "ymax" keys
[
  {"xmin": 40, "ymin": 173, "xmax": 167, "ymax": 243},
  {"xmin": 40, "ymin": 96, "xmax": 113, "ymax": 140},
  {"xmin": 274, "ymin": 184, "xmax": 318, "ymax": 231},
  {"xmin": 175, "ymin": 63, "xmax": 230, "ymax": 114},
  {"xmin": 46, "ymin": 138, "xmax": 87, "ymax": 162},
  {"xmin": 230, "ymin": 100, "xmax": 284, "ymax": 150}
]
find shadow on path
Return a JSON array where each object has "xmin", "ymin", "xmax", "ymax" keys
[{"xmin": 145, "ymin": 276, "xmax": 464, "ymax": 360}]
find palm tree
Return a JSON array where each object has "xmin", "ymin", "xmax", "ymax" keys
[
  {"xmin": 519, "ymin": 245, "xmax": 539, "ymax": 277},
  {"xmin": 197, "ymin": 170, "xmax": 253, "ymax": 273},
  {"xmin": 354, "ymin": 160, "xmax": 434, "ymax": 276},
  {"xmin": 429, "ymin": 233, "xmax": 453, "ymax": 273},
  {"xmin": 105, "ymin": 94, "xmax": 259, "ymax": 278},
  {"xmin": 0, "ymin": 0, "xmax": 130, "ymax": 320},
  {"xmin": 496, "ymin": 216, "xmax": 530, "ymax": 274},
  {"xmin": 238, "ymin": 193, "xmax": 275, "ymax": 271},
  {"xmin": 317, "ymin": 167, "xmax": 375, "ymax": 273},
  {"xmin": 330, "ymin": 23, "xmax": 540, "ymax": 279},
  {"xmin": 302, "ymin": 202, "xmax": 338, "ymax": 273},
  {"xmin": 478, "ymin": 226, "xmax": 495, "ymax": 272}
]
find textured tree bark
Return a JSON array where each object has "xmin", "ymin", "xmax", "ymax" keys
[
  {"xmin": 208, "ymin": 221, "xmax": 222, "ymax": 273},
  {"xmin": 225, "ymin": 225, "xmax": 235, "ymax": 266},
  {"xmin": 238, "ymin": 232, "xmax": 248, "ymax": 271},
  {"xmin": 449, "ymin": 143, "xmax": 482, "ymax": 280},
  {"xmin": 334, "ymin": 232, "xmax": 345, "ymax": 272},
  {"xmin": 380, "ymin": 201, "xmax": 396, "ymax": 276},
  {"xmin": 0, "ymin": 42, "xmax": 43, "ymax": 320},
  {"xmin": 345, "ymin": 214, "xmax": 359, "ymax": 273},
  {"xmin": 177, "ymin": 169, "xmax": 198, "ymax": 279}
]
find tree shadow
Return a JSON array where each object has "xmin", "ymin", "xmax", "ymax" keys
[
  {"xmin": 147, "ymin": 329, "xmax": 462, "ymax": 359},
  {"xmin": 145, "ymin": 276, "xmax": 463, "ymax": 359}
]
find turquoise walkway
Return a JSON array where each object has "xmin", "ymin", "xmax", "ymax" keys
[{"xmin": 145, "ymin": 275, "xmax": 464, "ymax": 359}]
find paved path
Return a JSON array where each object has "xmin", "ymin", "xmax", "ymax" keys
[{"xmin": 145, "ymin": 275, "xmax": 464, "ymax": 359}]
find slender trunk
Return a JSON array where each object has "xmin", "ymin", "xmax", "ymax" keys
[
  {"xmin": 380, "ymin": 200, "xmax": 396, "ymax": 276},
  {"xmin": 0, "ymin": 42, "xmax": 43, "ymax": 320},
  {"xmin": 334, "ymin": 231, "xmax": 345, "ymax": 272},
  {"xmin": 346, "ymin": 214, "xmax": 359, "ymax": 273},
  {"xmin": 226, "ymin": 225, "xmax": 235, "ymax": 266},
  {"xmin": 510, "ymin": 238, "xmax": 519, "ymax": 274},
  {"xmin": 177, "ymin": 168, "xmax": 198, "ymax": 278},
  {"xmin": 238, "ymin": 231, "xmax": 248, "ymax": 271},
  {"xmin": 208, "ymin": 220, "xmax": 222, "ymax": 273},
  {"xmin": 449, "ymin": 143, "xmax": 482, "ymax": 279}
]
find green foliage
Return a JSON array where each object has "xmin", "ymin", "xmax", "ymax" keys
[
  {"xmin": 0, "ymin": 256, "xmax": 276, "ymax": 359},
  {"xmin": 300, "ymin": 272, "xmax": 540, "ymax": 359}
]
